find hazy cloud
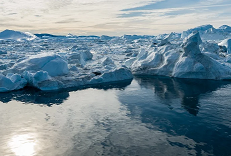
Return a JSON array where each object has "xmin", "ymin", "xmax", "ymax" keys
[{"xmin": 0, "ymin": 0, "xmax": 231, "ymax": 35}]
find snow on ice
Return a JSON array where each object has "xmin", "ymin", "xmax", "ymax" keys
[{"xmin": 1, "ymin": 25, "xmax": 231, "ymax": 92}]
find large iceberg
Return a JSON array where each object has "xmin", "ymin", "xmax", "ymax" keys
[
  {"xmin": 130, "ymin": 32, "xmax": 231, "ymax": 80},
  {"xmin": 181, "ymin": 24, "xmax": 215, "ymax": 39},
  {"xmin": 181, "ymin": 24, "xmax": 231, "ymax": 41},
  {"xmin": 0, "ymin": 29, "xmax": 36, "ymax": 40},
  {"xmin": 218, "ymin": 25, "xmax": 231, "ymax": 33}
]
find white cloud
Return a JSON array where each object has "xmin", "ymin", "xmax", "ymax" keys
[{"xmin": 0, "ymin": 0, "xmax": 231, "ymax": 35}]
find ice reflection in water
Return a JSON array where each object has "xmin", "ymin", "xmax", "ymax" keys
[
  {"xmin": 0, "ymin": 77, "xmax": 231, "ymax": 156},
  {"xmin": 118, "ymin": 76, "xmax": 231, "ymax": 155}
]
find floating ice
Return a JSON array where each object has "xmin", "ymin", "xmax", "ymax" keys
[
  {"xmin": 200, "ymin": 41, "xmax": 219, "ymax": 54},
  {"xmin": 181, "ymin": 25, "xmax": 214, "ymax": 39},
  {"xmin": 102, "ymin": 57, "xmax": 115, "ymax": 66},
  {"xmin": 0, "ymin": 73, "xmax": 27, "ymax": 92},
  {"xmin": 219, "ymin": 38, "xmax": 231, "ymax": 54},
  {"xmin": 131, "ymin": 32, "xmax": 231, "ymax": 80},
  {"xmin": 0, "ymin": 29, "xmax": 36, "ymax": 40},
  {"xmin": 9, "ymin": 53, "xmax": 69, "ymax": 77},
  {"xmin": 218, "ymin": 25, "xmax": 231, "ymax": 33},
  {"xmin": 158, "ymin": 32, "xmax": 174, "ymax": 46},
  {"xmin": 31, "ymin": 67, "xmax": 133, "ymax": 91},
  {"xmin": 181, "ymin": 24, "xmax": 231, "ymax": 41},
  {"xmin": 1, "ymin": 25, "xmax": 231, "ymax": 92}
]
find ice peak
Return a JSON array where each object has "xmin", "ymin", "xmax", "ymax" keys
[
  {"xmin": 183, "ymin": 31, "xmax": 202, "ymax": 56},
  {"xmin": 158, "ymin": 32, "xmax": 174, "ymax": 46},
  {"xmin": 218, "ymin": 25, "xmax": 231, "ymax": 32}
]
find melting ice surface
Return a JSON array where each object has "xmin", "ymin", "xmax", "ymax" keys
[{"xmin": 1, "ymin": 77, "xmax": 231, "ymax": 156}]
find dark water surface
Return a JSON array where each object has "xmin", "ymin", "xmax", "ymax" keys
[{"xmin": 1, "ymin": 77, "xmax": 231, "ymax": 156}]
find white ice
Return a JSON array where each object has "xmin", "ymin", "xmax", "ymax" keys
[
  {"xmin": 1, "ymin": 24, "xmax": 231, "ymax": 92},
  {"xmin": 130, "ymin": 31, "xmax": 231, "ymax": 80},
  {"xmin": 0, "ymin": 29, "xmax": 36, "ymax": 40}
]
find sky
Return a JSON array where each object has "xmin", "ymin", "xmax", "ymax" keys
[{"xmin": 0, "ymin": 0, "xmax": 231, "ymax": 36}]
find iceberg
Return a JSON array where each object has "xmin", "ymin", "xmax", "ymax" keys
[
  {"xmin": 0, "ymin": 73, "xmax": 27, "ymax": 92},
  {"xmin": 130, "ymin": 32, "xmax": 231, "ymax": 80},
  {"xmin": 8, "ymin": 53, "xmax": 69, "ymax": 77},
  {"xmin": 0, "ymin": 29, "xmax": 36, "ymax": 40},
  {"xmin": 158, "ymin": 32, "xmax": 174, "ymax": 46},
  {"xmin": 181, "ymin": 24, "xmax": 231, "ymax": 41},
  {"xmin": 1, "ymin": 52, "xmax": 133, "ymax": 91},
  {"xmin": 219, "ymin": 38, "xmax": 231, "ymax": 54},
  {"xmin": 181, "ymin": 24, "xmax": 215, "ymax": 39},
  {"xmin": 218, "ymin": 25, "xmax": 231, "ymax": 33},
  {"xmin": 1, "ymin": 25, "xmax": 231, "ymax": 93},
  {"xmin": 30, "ymin": 67, "xmax": 133, "ymax": 91}
]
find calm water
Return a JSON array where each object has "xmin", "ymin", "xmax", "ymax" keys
[{"xmin": 1, "ymin": 77, "xmax": 231, "ymax": 156}]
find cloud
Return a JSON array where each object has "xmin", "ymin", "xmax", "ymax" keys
[
  {"xmin": 55, "ymin": 18, "xmax": 79, "ymax": 24},
  {"xmin": 118, "ymin": 12, "xmax": 148, "ymax": 18},
  {"xmin": 122, "ymin": 0, "xmax": 199, "ymax": 11},
  {"xmin": 122, "ymin": 0, "xmax": 230, "ymax": 11},
  {"xmin": 0, "ymin": 0, "xmax": 231, "ymax": 35}
]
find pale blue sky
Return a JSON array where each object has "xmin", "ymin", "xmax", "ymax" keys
[{"xmin": 0, "ymin": 0, "xmax": 231, "ymax": 35}]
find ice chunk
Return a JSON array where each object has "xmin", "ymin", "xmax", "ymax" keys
[
  {"xmin": 136, "ymin": 48, "xmax": 149, "ymax": 61},
  {"xmin": 218, "ymin": 25, "xmax": 231, "ymax": 33},
  {"xmin": 68, "ymin": 50, "xmax": 93, "ymax": 66},
  {"xmin": 100, "ymin": 35, "xmax": 114, "ymax": 40},
  {"xmin": 68, "ymin": 52, "xmax": 85, "ymax": 65},
  {"xmin": 158, "ymin": 32, "xmax": 173, "ymax": 46},
  {"xmin": 22, "ymin": 71, "xmax": 52, "ymax": 89},
  {"xmin": 132, "ymin": 52, "xmax": 163, "ymax": 69},
  {"xmin": 182, "ymin": 31, "xmax": 202, "ymax": 57},
  {"xmin": 200, "ymin": 41, "xmax": 219, "ymax": 54},
  {"xmin": 102, "ymin": 57, "xmax": 115, "ymax": 66},
  {"xmin": 69, "ymin": 65, "xmax": 79, "ymax": 72},
  {"xmin": 82, "ymin": 50, "xmax": 93, "ymax": 61},
  {"xmin": 90, "ymin": 68, "xmax": 133, "ymax": 84},
  {"xmin": 0, "ymin": 74, "xmax": 14, "ymax": 92},
  {"xmin": 182, "ymin": 24, "xmax": 214, "ymax": 39},
  {"xmin": 124, "ymin": 58, "xmax": 137, "ymax": 68},
  {"xmin": 34, "ymin": 79, "xmax": 63, "ymax": 91},
  {"xmin": 9, "ymin": 74, "xmax": 23, "ymax": 83},
  {"xmin": 9, "ymin": 53, "xmax": 69, "ymax": 77},
  {"xmin": 31, "ymin": 67, "xmax": 133, "ymax": 91},
  {"xmin": 33, "ymin": 71, "xmax": 51, "ymax": 82},
  {"xmin": 0, "ymin": 73, "xmax": 27, "ymax": 92},
  {"xmin": 122, "ymin": 35, "xmax": 151, "ymax": 40},
  {"xmin": 219, "ymin": 38, "xmax": 231, "ymax": 54}
]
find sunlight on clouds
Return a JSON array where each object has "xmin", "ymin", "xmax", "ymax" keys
[{"xmin": 0, "ymin": 0, "xmax": 231, "ymax": 35}]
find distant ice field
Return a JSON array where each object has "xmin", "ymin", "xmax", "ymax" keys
[{"xmin": 1, "ymin": 24, "xmax": 231, "ymax": 92}]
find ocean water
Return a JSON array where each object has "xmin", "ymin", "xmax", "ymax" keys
[{"xmin": 0, "ymin": 76, "xmax": 231, "ymax": 156}]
